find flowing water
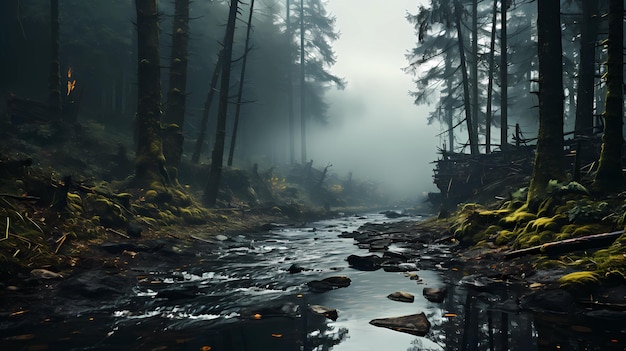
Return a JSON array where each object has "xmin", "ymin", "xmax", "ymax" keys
[{"xmin": 1, "ymin": 212, "xmax": 625, "ymax": 350}]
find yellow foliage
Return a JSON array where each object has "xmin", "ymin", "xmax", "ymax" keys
[{"xmin": 558, "ymin": 271, "xmax": 599, "ymax": 287}]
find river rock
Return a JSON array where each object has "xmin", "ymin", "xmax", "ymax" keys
[
  {"xmin": 387, "ymin": 291, "xmax": 415, "ymax": 303},
  {"xmin": 369, "ymin": 312, "xmax": 431, "ymax": 336},
  {"xmin": 30, "ymin": 269, "xmax": 63, "ymax": 280},
  {"xmin": 287, "ymin": 263, "xmax": 306, "ymax": 274},
  {"xmin": 423, "ymin": 287, "xmax": 447, "ymax": 303},
  {"xmin": 322, "ymin": 276, "xmax": 351, "ymax": 288},
  {"xmin": 310, "ymin": 305, "xmax": 338, "ymax": 321},
  {"xmin": 307, "ymin": 276, "xmax": 351, "ymax": 293},
  {"xmin": 347, "ymin": 254, "xmax": 382, "ymax": 271}
]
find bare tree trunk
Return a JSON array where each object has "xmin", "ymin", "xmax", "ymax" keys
[
  {"xmin": 454, "ymin": 0, "xmax": 478, "ymax": 155},
  {"xmin": 300, "ymin": 0, "xmax": 307, "ymax": 163},
  {"xmin": 500, "ymin": 0, "xmax": 508, "ymax": 149},
  {"xmin": 286, "ymin": 0, "xmax": 296, "ymax": 165},
  {"xmin": 527, "ymin": 0, "xmax": 565, "ymax": 207},
  {"xmin": 227, "ymin": 0, "xmax": 255, "ymax": 167},
  {"xmin": 48, "ymin": 0, "xmax": 62, "ymax": 121},
  {"xmin": 485, "ymin": 0, "xmax": 498, "ymax": 154},
  {"xmin": 134, "ymin": 0, "xmax": 169, "ymax": 185},
  {"xmin": 574, "ymin": 1, "xmax": 598, "ymax": 136},
  {"xmin": 191, "ymin": 51, "xmax": 223, "ymax": 164},
  {"xmin": 204, "ymin": 0, "xmax": 239, "ymax": 206},
  {"xmin": 471, "ymin": 0, "xmax": 479, "ymax": 151},
  {"xmin": 593, "ymin": 0, "xmax": 624, "ymax": 192},
  {"xmin": 163, "ymin": 0, "xmax": 190, "ymax": 177}
]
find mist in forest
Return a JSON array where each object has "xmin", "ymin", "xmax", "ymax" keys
[{"xmin": 308, "ymin": 0, "xmax": 438, "ymax": 201}]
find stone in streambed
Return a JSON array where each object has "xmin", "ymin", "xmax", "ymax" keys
[
  {"xmin": 307, "ymin": 276, "xmax": 351, "ymax": 293},
  {"xmin": 423, "ymin": 287, "xmax": 447, "ymax": 303},
  {"xmin": 310, "ymin": 305, "xmax": 338, "ymax": 321},
  {"xmin": 369, "ymin": 312, "xmax": 431, "ymax": 336},
  {"xmin": 387, "ymin": 291, "xmax": 415, "ymax": 303},
  {"xmin": 347, "ymin": 254, "xmax": 382, "ymax": 271}
]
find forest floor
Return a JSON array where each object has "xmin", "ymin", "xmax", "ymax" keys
[{"xmin": 0, "ymin": 115, "xmax": 417, "ymax": 285}]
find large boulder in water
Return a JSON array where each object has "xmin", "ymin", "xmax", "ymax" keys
[
  {"xmin": 347, "ymin": 254, "xmax": 382, "ymax": 271},
  {"xmin": 369, "ymin": 312, "xmax": 431, "ymax": 336}
]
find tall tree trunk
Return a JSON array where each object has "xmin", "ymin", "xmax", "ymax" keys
[
  {"xmin": 527, "ymin": 0, "xmax": 565, "ymax": 207},
  {"xmin": 300, "ymin": 0, "xmax": 307, "ymax": 163},
  {"xmin": 204, "ymin": 0, "xmax": 239, "ymax": 206},
  {"xmin": 163, "ymin": 0, "xmax": 190, "ymax": 177},
  {"xmin": 574, "ymin": 0, "xmax": 598, "ymax": 136},
  {"xmin": 593, "ymin": 0, "xmax": 624, "ymax": 192},
  {"xmin": 485, "ymin": 0, "xmax": 498, "ymax": 154},
  {"xmin": 287, "ymin": 0, "xmax": 296, "ymax": 165},
  {"xmin": 134, "ymin": 0, "xmax": 168, "ymax": 185},
  {"xmin": 227, "ymin": 0, "xmax": 255, "ymax": 167},
  {"xmin": 500, "ymin": 0, "xmax": 508, "ymax": 149},
  {"xmin": 444, "ymin": 57, "xmax": 454, "ymax": 152},
  {"xmin": 471, "ymin": 0, "xmax": 479, "ymax": 151},
  {"xmin": 191, "ymin": 51, "xmax": 223, "ymax": 164},
  {"xmin": 48, "ymin": 0, "xmax": 62, "ymax": 121},
  {"xmin": 454, "ymin": 0, "xmax": 478, "ymax": 155}
]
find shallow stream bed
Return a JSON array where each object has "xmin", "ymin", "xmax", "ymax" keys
[{"xmin": 1, "ymin": 212, "xmax": 625, "ymax": 350}]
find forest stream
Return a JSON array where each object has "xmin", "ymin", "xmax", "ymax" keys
[{"xmin": 1, "ymin": 212, "xmax": 626, "ymax": 351}]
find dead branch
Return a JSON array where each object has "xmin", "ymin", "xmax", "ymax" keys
[{"xmin": 504, "ymin": 230, "xmax": 625, "ymax": 259}]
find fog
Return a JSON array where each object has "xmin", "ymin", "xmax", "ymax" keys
[{"xmin": 308, "ymin": 0, "xmax": 438, "ymax": 201}]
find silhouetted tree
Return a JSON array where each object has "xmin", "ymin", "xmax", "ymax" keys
[
  {"xmin": 191, "ymin": 51, "xmax": 222, "ymax": 164},
  {"xmin": 527, "ymin": 0, "xmax": 565, "ymax": 207},
  {"xmin": 227, "ymin": 0, "xmax": 255, "ymax": 166},
  {"xmin": 204, "ymin": 0, "xmax": 239, "ymax": 206},
  {"xmin": 573, "ymin": 1, "xmax": 599, "ymax": 136},
  {"xmin": 593, "ymin": 0, "xmax": 624, "ymax": 192},
  {"xmin": 49, "ymin": 0, "xmax": 62, "ymax": 121},
  {"xmin": 163, "ymin": 0, "xmax": 190, "ymax": 178},
  {"xmin": 134, "ymin": 0, "xmax": 169, "ymax": 185},
  {"xmin": 453, "ymin": 0, "xmax": 479, "ymax": 154}
]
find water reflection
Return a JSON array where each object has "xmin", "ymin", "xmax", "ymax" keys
[{"xmin": 2, "ymin": 213, "xmax": 626, "ymax": 350}]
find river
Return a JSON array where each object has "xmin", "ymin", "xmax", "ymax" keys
[{"xmin": 1, "ymin": 212, "xmax": 625, "ymax": 350}]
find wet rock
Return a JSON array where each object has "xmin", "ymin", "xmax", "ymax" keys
[
  {"xmin": 369, "ymin": 312, "xmax": 431, "ymax": 336},
  {"xmin": 59, "ymin": 271, "xmax": 125, "ymax": 298},
  {"xmin": 387, "ymin": 291, "xmax": 415, "ymax": 303},
  {"xmin": 322, "ymin": 276, "xmax": 351, "ymax": 287},
  {"xmin": 310, "ymin": 305, "xmax": 338, "ymax": 321},
  {"xmin": 30, "ymin": 269, "xmax": 63, "ymax": 280},
  {"xmin": 369, "ymin": 238, "xmax": 391, "ymax": 251},
  {"xmin": 347, "ymin": 254, "xmax": 382, "ymax": 271},
  {"xmin": 307, "ymin": 276, "xmax": 351, "ymax": 293},
  {"xmin": 287, "ymin": 263, "xmax": 306, "ymax": 274},
  {"xmin": 380, "ymin": 210, "xmax": 405, "ymax": 219},
  {"xmin": 520, "ymin": 289, "xmax": 576, "ymax": 313},
  {"xmin": 156, "ymin": 285, "xmax": 199, "ymax": 300},
  {"xmin": 423, "ymin": 287, "xmax": 447, "ymax": 303}
]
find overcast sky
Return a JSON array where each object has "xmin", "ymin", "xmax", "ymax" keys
[{"xmin": 308, "ymin": 0, "xmax": 439, "ymax": 201}]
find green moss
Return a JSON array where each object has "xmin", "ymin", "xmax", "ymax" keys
[
  {"xmin": 495, "ymin": 229, "xmax": 519, "ymax": 245},
  {"xmin": 558, "ymin": 271, "xmax": 599, "ymax": 287},
  {"xmin": 499, "ymin": 207, "xmax": 537, "ymax": 228}
]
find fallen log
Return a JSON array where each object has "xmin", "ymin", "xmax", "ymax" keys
[{"xmin": 504, "ymin": 230, "xmax": 625, "ymax": 259}]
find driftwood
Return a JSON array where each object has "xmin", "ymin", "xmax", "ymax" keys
[{"xmin": 504, "ymin": 230, "xmax": 625, "ymax": 259}]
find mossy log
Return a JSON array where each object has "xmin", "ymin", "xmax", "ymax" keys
[{"xmin": 504, "ymin": 230, "xmax": 625, "ymax": 259}]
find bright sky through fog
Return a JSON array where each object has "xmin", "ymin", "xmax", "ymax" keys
[{"xmin": 309, "ymin": 0, "xmax": 438, "ymax": 200}]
